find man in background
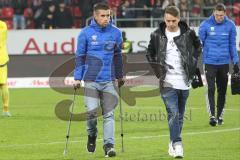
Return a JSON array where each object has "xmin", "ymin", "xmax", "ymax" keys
[
  {"xmin": 122, "ymin": 31, "xmax": 133, "ymax": 54},
  {"xmin": 0, "ymin": 20, "xmax": 11, "ymax": 117},
  {"xmin": 199, "ymin": 3, "xmax": 239, "ymax": 126},
  {"xmin": 55, "ymin": 1, "xmax": 73, "ymax": 28}
]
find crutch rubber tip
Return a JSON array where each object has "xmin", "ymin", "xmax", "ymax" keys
[
  {"xmin": 66, "ymin": 135, "xmax": 69, "ymax": 138},
  {"xmin": 121, "ymin": 134, "xmax": 123, "ymax": 137}
]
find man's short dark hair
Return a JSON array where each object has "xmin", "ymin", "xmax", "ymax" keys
[
  {"xmin": 214, "ymin": 3, "xmax": 226, "ymax": 12},
  {"xmin": 164, "ymin": 5, "xmax": 180, "ymax": 17},
  {"xmin": 93, "ymin": 3, "xmax": 110, "ymax": 12}
]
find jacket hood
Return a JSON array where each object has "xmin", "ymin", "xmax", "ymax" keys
[
  {"xmin": 158, "ymin": 21, "xmax": 190, "ymax": 36},
  {"xmin": 209, "ymin": 14, "xmax": 227, "ymax": 25}
]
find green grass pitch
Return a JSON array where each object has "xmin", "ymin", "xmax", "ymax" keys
[{"xmin": 0, "ymin": 87, "xmax": 239, "ymax": 160}]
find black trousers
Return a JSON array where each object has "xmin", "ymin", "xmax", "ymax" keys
[{"xmin": 204, "ymin": 64, "xmax": 229, "ymax": 119}]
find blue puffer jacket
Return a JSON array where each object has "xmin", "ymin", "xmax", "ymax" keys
[
  {"xmin": 199, "ymin": 15, "xmax": 239, "ymax": 65},
  {"xmin": 74, "ymin": 19, "xmax": 123, "ymax": 82}
]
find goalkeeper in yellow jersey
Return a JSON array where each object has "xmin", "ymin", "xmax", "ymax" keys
[{"xmin": 0, "ymin": 20, "xmax": 11, "ymax": 117}]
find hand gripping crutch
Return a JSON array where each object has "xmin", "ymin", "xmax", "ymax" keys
[{"xmin": 63, "ymin": 88, "xmax": 77, "ymax": 155}]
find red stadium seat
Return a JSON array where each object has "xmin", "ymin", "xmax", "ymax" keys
[
  {"xmin": 74, "ymin": 19, "xmax": 81, "ymax": 28},
  {"xmin": 4, "ymin": 20, "xmax": 13, "ymax": 29},
  {"xmin": 1, "ymin": 7, "xmax": 14, "ymax": 19},
  {"xmin": 235, "ymin": 16, "xmax": 240, "ymax": 26},
  {"xmin": 24, "ymin": 8, "xmax": 33, "ymax": 18},
  {"xmin": 26, "ymin": 19, "xmax": 35, "ymax": 29},
  {"xmin": 108, "ymin": 0, "xmax": 122, "ymax": 8},
  {"xmin": 73, "ymin": 6, "xmax": 82, "ymax": 17},
  {"xmin": 233, "ymin": 2, "xmax": 240, "ymax": 15}
]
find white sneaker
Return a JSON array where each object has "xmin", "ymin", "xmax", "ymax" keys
[
  {"xmin": 2, "ymin": 111, "xmax": 11, "ymax": 117},
  {"xmin": 168, "ymin": 142, "xmax": 175, "ymax": 157},
  {"xmin": 173, "ymin": 142, "xmax": 184, "ymax": 158}
]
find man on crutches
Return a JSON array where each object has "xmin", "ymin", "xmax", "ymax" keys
[{"xmin": 73, "ymin": 2, "xmax": 124, "ymax": 157}]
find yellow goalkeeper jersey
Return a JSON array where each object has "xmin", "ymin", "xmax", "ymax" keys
[{"xmin": 0, "ymin": 20, "xmax": 9, "ymax": 66}]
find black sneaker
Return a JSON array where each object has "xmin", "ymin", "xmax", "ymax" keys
[
  {"xmin": 103, "ymin": 143, "xmax": 116, "ymax": 157},
  {"xmin": 218, "ymin": 118, "xmax": 224, "ymax": 125},
  {"xmin": 87, "ymin": 135, "xmax": 97, "ymax": 153},
  {"xmin": 209, "ymin": 116, "xmax": 217, "ymax": 126}
]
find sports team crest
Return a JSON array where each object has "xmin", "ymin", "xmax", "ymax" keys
[{"xmin": 92, "ymin": 35, "xmax": 97, "ymax": 41}]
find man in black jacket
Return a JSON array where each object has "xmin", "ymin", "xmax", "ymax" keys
[
  {"xmin": 146, "ymin": 5, "xmax": 202, "ymax": 158},
  {"xmin": 55, "ymin": 1, "xmax": 73, "ymax": 28}
]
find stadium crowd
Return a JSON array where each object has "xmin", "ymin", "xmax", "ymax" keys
[{"xmin": 0, "ymin": 0, "xmax": 239, "ymax": 29}]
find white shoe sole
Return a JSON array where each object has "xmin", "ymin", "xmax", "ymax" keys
[
  {"xmin": 105, "ymin": 149, "xmax": 116, "ymax": 157},
  {"xmin": 174, "ymin": 144, "xmax": 184, "ymax": 158},
  {"xmin": 2, "ymin": 112, "xmax": 11, "ymax": 117}
]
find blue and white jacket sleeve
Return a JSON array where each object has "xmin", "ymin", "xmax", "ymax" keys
[
  {"xmin": 229, "ymin": 23, "xmax": 239, "ymax": 64},
  {"xmin": 114, "ymin": 30, "xmax": 123, "ymax": 79},
  {"xmin": 74, "ymin": 30, "xmax": 87, "ymax": 80}
]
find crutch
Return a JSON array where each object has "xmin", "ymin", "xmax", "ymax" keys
[
  {"xmin": 118, "ymin": 87, "xmax": 124, "ymax": 152},
  {"xmin": 63, "ymin": 88, "xmax": 77, "ymax": 155}
]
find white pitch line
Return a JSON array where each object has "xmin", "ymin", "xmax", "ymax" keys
[
  {"xmin": 190, "ymin": 108, "xmax": 240, "ymax": 111},
  {"xmin": 0, "ymin": 128, "xmax": 239, "ymax": 149},
  {"xmin": 123, "ymin": 106, "xmax": 240, "ymax": 111},
  {"xmin": 129, "ymin": 127, "xmax": 240, "ymax": 139}
]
